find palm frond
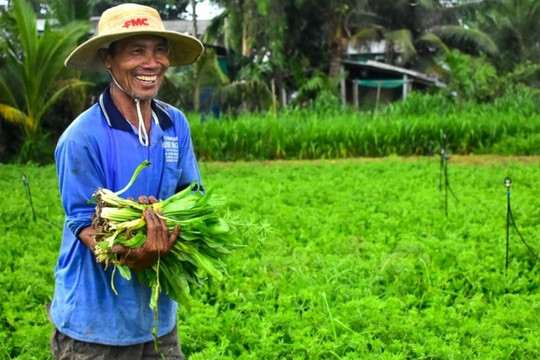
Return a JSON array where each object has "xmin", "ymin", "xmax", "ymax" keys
[
  {"xmin": 432, "ymin": 25, "xmax": 499, "ymax": 57},
  {"xmin": 51, "ymin": 0, "xmax": 92, "ymax": 25},
  {"xmin": 12, "ymin": 0, "xmax": 38, "ymax": 65},
  {"xmin": 386, "ymin": 29, "xmax": 417, "ymax": 62},
  {"xmin": 350, "ymin": 26, "xmax": 384, "ymax": 47},
  {"xmin": 0, "ymin": 104, "xmax": 27, "ymax": 126},
  {"xmin": 201, "ymin": 9, "xmax": 229, "ymax": 44},
  {"xmin": 33, "ymin": 21, "xmax": 90, "ymax": 100},
  {"xmin": 0, "ymin": 73, "xmax": 19, "ymax": 107},
  {"xmin": 195, "ymin": 49, "xmax": 230, "ymax": 89},
  {"xmin": 215, "ymin": 79, "xmax": 272, "ymax": 112},
  {"xmin": 294, "ymin": 70, "xmax": 345, "ymax": 106},
  {"xmin": 418, "ymin": 32, "xmax": 451, "ymax": 56},
  {"xmin": 36, "ymin": 80, "xmax": 92, "ymax": 122},
  {"xmin": 1, "ymin": 0, "xmax": 91, "ymax": 142}
]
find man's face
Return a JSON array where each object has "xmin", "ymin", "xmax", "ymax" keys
[{"xmin": 104, "ymin": 35, "xmax": 170, "ymax": 101}]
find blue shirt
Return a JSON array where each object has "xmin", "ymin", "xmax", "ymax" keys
[{"xmin": 51, "ymin": 87, "xmax": 202, "ymax": 345}]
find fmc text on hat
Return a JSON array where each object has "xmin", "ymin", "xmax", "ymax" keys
[{"xmin": 65, "ymin": 3, "xmax": 204, "ymax": 72}]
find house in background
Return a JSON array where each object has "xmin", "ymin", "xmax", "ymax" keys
[
  {"xmin": 340, "ymin": 59, "xmax": 445, "ymax": 110},
  {"xmin": 341, "ymin": 41, "xmax": 445, "ymax": 110}
]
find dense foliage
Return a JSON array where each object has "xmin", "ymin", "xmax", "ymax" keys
[
  {"xmin": 2, "ymin": 157, "xmax": 540, "ymax": 358},
  {"xmin": 1, "ymin": 3, "xmax": 539, "ymax": 359},
  {"xmin": 190, "ymin": 87, "xmax": 540, "ymax": 161},
  {"xmin": 1, "ymin": 0, "xmax": 540, "ymax": 163}
]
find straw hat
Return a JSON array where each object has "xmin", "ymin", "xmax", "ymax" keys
[{"xmin": 65, "ymin": 3, "xmax": 204, "ymax": 72}]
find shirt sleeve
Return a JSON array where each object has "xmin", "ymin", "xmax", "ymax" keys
[
  {"xmin": 175, "ymin": 112, "xmax": 203, "ymax": 193},
  {"xmin": 55, "ymin": 139, "xmax": 105, "ymax": 237}
]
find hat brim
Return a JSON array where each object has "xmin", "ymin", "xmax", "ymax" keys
[{"xmin": 65, "ymin": 30, "xmax": 204, "ymax": 72}]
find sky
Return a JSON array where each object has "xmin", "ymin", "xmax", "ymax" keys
[{"xmin": 187, "ymin": 0, "xmax": 223, "ymax": 20}]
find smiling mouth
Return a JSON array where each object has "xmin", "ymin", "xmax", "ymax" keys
[{"xmin": 136, "ymin": 75, "xmax": 158, "ymax": 83}]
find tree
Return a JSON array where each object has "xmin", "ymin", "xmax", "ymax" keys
[
  {"xmin": 0, "ymin": 0, "xmax": 90, "ymax": 162},
  {"xmin": 2, "ymin": 0, "xmax": 193, "ymax": 20},
  {"xmin": 467, "ymin": 0, "xmax": 540, "ymax": 72},
  {"xmin": 349, "ymin": 0, "xmax": 498, "ymax": 74},
  {"xmin": 50, "ymin": 0, "xmax": 93, "ymax": 25},
  {"xmin": 160, "ymin": 48, "xmax": 230, "ymax": 111},
  {"xmin": 91, "ymin": 0, "xmax": 191, "ymax": 19},
  {"xmin": 202, "ymin": 0, "xmax": 286, "ymax": 111},
  {"xmin": 200, "ymin": 0, "xmax": 502, "ymax": 112},
  {"xmin": 307, "ymin": 0, "xmax": 366, "ymax": 78},
  {"xmin": 442, "ymin": 49, "xmax": 500, "ymax": 102},
  {"xmin": 205, "ymin": 0, "xmax": 357, "ymax": 108}
]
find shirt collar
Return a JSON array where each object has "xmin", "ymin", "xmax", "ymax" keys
[{"xmin": 98, "ymin": 86, "xmax": 174, "ymax": 131}]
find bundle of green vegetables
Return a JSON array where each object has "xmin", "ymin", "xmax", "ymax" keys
[{"xmin": 90, "ymin": 160, "xmax": 244, "ymax": 312}]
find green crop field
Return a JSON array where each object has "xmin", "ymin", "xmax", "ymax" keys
[{"xmin": 1, "ymin": 157, "xmax": 540, "ymax": 359}]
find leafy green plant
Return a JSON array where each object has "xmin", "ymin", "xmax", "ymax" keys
[
  {"xmin": 441, "ymin": 49, "xmax": 500, "ymax": 102},
  {"xmin": 189, "ymin": 86, "xmax": 540, "ymax": 161},
  {"xmin": 3, "ymin": 157, "xmax": 540, "ymax": 359},
  {"xmin": 487, "ymin": 134, "xmax": 540, "ymax": 156},
  {"xmin": 0, "ymin": 0, "xmax": 90, "ymax": 163}
]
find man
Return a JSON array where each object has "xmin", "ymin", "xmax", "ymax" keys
[{"xmin": 49, "ymin": 4, "xmax": 204, "ymax": 359}]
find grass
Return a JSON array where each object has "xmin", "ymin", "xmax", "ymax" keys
[
  {"xmin": 1, "ymin": 156, "xmax": 540, "ymax": 359},
  {"xmin": 189, "ymin": 89, "xmax": 540, "ymax": 161}
]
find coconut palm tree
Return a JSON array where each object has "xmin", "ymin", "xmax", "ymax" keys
[
  {"xmin": 349, "ymin": 0, "xmax": 498, "ymax": 74},
  {"xmin": 467, "ymin": 0, "xmax": 540, "ymax": 71},
  {"xmin": 48, "ymin": 0, "xmax": 93, "ymax": 25},
  {"xmin": 0, "ymin": 0, "xmax": 90, "ymax": 161}
]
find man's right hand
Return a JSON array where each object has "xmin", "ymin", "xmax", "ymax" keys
[{"xmin": 112, "ymin": 195, "xmax": 180, "ymax": 271}]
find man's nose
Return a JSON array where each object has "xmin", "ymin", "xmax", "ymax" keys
[{"xmin": 141, "ymin": 51, "xmax": 163, "ymax": 67}]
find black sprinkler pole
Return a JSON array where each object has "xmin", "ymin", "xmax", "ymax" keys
[
  {"xmin": 440, "ymin": 147, "xmax": 449, "ymax": 217},
  {"xmin": 504, "ymin": 177, "xmax": 539, "ymax": 273},
  {"xmin": 505, "ymin": 177, "xmax": 511, "ymax": 272},
  {"xmin": 21, "ymin": 174, "xmax": 37, "ymax": 222},
  {"xmin": 439, "ymin": 133, "xmax": 458, "ymax": 217}
]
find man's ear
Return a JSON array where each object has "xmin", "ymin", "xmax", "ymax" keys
[{"xmin": 98, "ymin": 48, "xmax": 111, "ymax": 69}]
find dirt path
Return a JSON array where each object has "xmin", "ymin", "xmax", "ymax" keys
[{"xmin": 204, "ymin": 155, "xmax": 540, "ymax": 167}]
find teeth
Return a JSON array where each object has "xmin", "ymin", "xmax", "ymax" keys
[{"xmin": 136, "ymin": 75, "xmax": 157, "ymax": 82}]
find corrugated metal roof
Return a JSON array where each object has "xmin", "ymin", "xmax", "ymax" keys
[{"xmin": 342, "ymin": 59, "xmax": 446, "ymax": 88}]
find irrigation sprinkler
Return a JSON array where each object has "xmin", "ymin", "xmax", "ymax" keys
[
  {"xmin": 438, "ymin": 134, "xmax": 459, "ymax": 217},
  {"xmin": 505, "ymin": 177, "xmax": 511, "ymax": 271},
  {"xmin": 504, "ymin": 177, "xmax": 539, "ymax": 273},
  {"xmin": 21, "ymin": 174, "xmax": 37, "ymax": 222}
]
